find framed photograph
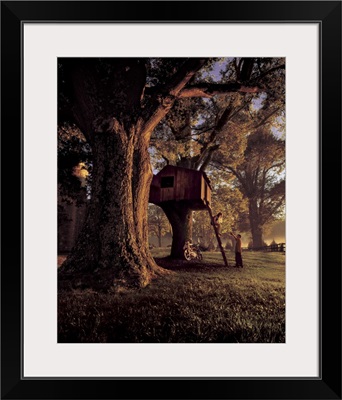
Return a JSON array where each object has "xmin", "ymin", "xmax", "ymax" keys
[{"xmin": 2, "ymin": 1, "xmax": 341, "ymax": 399}]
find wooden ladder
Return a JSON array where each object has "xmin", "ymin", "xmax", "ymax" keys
[{"xmin": 205, "ymin": 201, "xmax": 229, "ymax": 267}]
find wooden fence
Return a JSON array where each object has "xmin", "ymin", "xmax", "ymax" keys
[{"xmin": 242, "ymin": 243, "xmax": 286, "ymax": 252}]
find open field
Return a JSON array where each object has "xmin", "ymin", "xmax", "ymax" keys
[{"xmin": 58, "ymin": 249, "xmax": 285, "ymax": 343}]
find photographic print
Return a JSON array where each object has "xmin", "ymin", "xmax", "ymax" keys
[
  {"xmin": 57, "ymin": 57, "xmax": 286, "ymax": 344},
  {"xmin": 2, "ymin": 0, "xmax": 341, "ymax": 397}
]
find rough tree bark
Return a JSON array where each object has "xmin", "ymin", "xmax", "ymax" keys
[{"xmin": 60, "ymin": 125, "xmax": 162, "ymax": 287}]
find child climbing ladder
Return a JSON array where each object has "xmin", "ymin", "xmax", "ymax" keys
[{"xmin": 205, "ymin": 201, "xmax": 229, "ymax": 267}]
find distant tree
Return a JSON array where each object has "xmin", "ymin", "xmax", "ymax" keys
[
  {"xmin": 227, "ymin": 128, "xmax": 285, "ymax": 248},
  {"xmin": 148, "ymin": 205, "xmax": 170, "ymax": 247},
  {"xmin": 212, "ymin": 104, "xmax": 285, "ymax": 249}
]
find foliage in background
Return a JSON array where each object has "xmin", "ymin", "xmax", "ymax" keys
[
  {"xmin": 58, "ymin": 124, "xmax": 91, "ymax": 204},
  {"xmin": 148, "ymin": 205, "xmax": 172, "ymax": 247}
]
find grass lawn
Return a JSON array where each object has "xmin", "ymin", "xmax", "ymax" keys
[{"xmin": 58, "ymin": 248, "xmax": 285, "ymax": 343}]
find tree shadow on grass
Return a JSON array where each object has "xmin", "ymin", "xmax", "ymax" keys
[
  {"xmin": 58, "ymin": 268, "xmax": 119, "ymax": 293},
  {"xmin": 57, "ymin": 255, "xmax": 231, "ymax": 293},
  {"xmin": 154, "ymin": 256, "xmax": 229, "ymax": 273}
]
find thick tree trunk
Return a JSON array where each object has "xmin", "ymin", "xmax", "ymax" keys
[
  {"xmin": 58, "ymin": 59, "xmax": 176, "ymax": 288},
  {"xmin": 161, "ymin": 203, "xmax": 193, "ymax": 259},
  {"xmin": 248, "ymin": 199, "xmax": 264, "ymax": 248},
  {"xmin": 60, "ymin": 124, "xmax": 167, "ymax": 288}
]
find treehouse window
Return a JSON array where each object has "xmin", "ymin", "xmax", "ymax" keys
[{"xmin": 161, "ymin": 176, "xmax": 174, "ymax": 188}]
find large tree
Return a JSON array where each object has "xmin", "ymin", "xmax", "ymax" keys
[
  {"xmin": 58, "ymin": 58, "xmax": 260, "ymax": 287},
  {"xmin": 213, "ymin": 127, "xmax": 285, "ymax": 248}
]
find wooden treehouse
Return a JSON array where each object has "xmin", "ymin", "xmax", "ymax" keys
[
  {"xmin": 149, "ymin": 165, "xmax": 229, "ymax": 267},
  {"xmin": 149, "ymin": 165, "xmax": 212, "ymax": 210}
]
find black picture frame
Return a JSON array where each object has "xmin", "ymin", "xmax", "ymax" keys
[{"xmin": 1, "ymin": 1, "xmax": 341, "ymax": 399}]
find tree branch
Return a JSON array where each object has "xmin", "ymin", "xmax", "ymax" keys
[
  {"xmin": 227, "ymin": 166, "xmax": 250, "ymax": 194},
  {"xmin": 140, "ymin": 58, "xmax": 208, "ymax": 138},
  {"xmin": 161, "ymin": 155, "xmax": 170, "ymax": 165},
  {"xmin": 265, "ymin": 161, "xmax": 285, "ymax": 174},
  {"xmin": 166, "ymin": 59, "xmax": 209, "ymax": 96},
  {"xmin": 141, "ymin": 60, "xmax": 262, "ymax": 138},
  {"xmin": 198, "ymin": 144, "xmax": 220, "ymax": 171},
  {"xmin": 194, "ymin": 105, "xmax": 233, "ymax": 168},
  {"xmin": 178, "ymin": 83, "xmax": 261, "ymax": 98},
  {"xmin": 250, "ymin": 107, "xmax": 281, "ymax": 130},
  {"xmin": 253, "ymin": 63, "xmax": 285, "ymax": 83},
  {"xmin": 262, "ymin": 195, "xmax": 285, "ymax": 224}
]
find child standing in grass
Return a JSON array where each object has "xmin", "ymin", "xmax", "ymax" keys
[{"xmin": 230, "ymin": 232, "xmax": 243, "ymax": 268}]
